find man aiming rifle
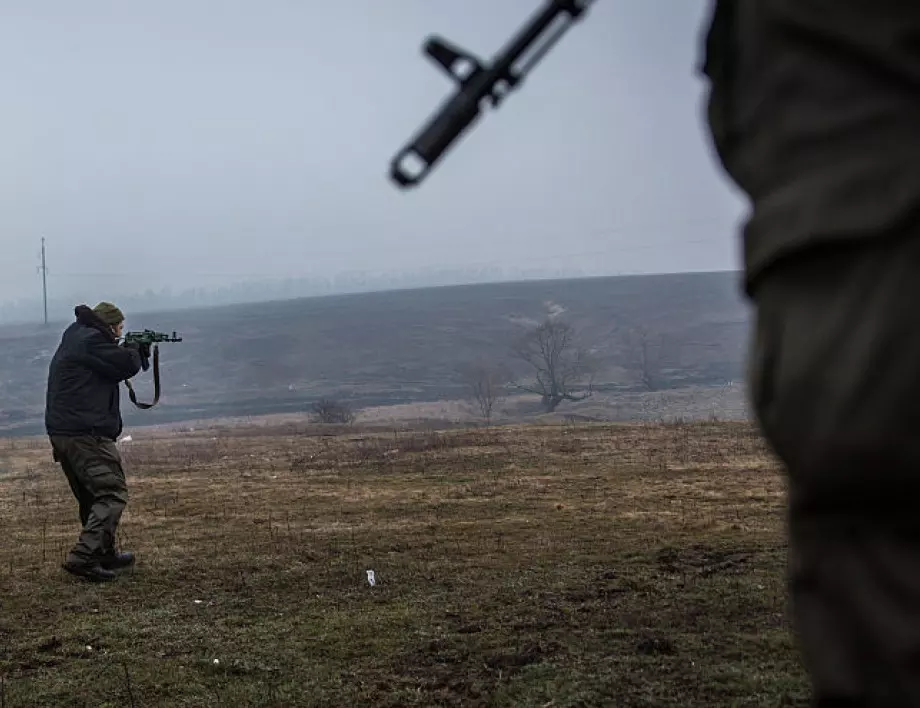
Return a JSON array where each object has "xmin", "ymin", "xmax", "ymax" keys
[{"xmin": 45, "ymin": 302, "xmax": 173, "ymax": 582}]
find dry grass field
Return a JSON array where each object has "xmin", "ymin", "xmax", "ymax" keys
[{"xmin": 0, "ymin": 422, "xmax": 808, "ymax": 707}]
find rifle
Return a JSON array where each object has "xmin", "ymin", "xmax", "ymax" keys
[
  {"xmin": 121, "ymin": 330, "xmax": 183, "ymax": 409},
  {"xmin": 389, "ymin": 0, "xmax": 596, "ymax": 188}
]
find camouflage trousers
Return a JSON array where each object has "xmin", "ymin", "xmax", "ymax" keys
[{"xmin": 50, "ymin": 435, "xmax": 128, "ymax": 564}]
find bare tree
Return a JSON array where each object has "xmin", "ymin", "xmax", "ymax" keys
[
  {"xmin": 626, "ymin": 326, "xmax": 667, "ymax": 391},
  {"xmin": 310, "ymin": 398, "xmax": 356, "ymax": 425},
  {"xmin": 512, "ymin": 316, "xmax": 596, "ymax": 412},
  {"xmin": 460, "ymin": 362, "xmax": 511, "ymax": 424}
]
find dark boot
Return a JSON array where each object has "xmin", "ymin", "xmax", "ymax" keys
[
  {"xmin": 62, "ymin": 559, "xmax": 117, "ymax": 582},
  {"xmin": 100, "ymin": 550, "xmax": 135, "ymax": 570}
]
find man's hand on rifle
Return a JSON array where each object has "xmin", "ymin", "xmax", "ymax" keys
[
  {"xmin": 123, "ymin": 340, "xmax": 152, "ymax": 372},
  {"xmin": 137, "ymin": 342, "xmax": 151, "ymax": 371}
]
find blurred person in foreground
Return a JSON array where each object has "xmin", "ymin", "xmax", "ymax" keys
[
  {"xmin": 702, "ymin": 2, "xmax": 920, "ymax": 705},
  {"xmin": 45, "ymin": 302, "xmax": 148, "ymax": 582}
]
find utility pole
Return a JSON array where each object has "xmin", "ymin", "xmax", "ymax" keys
[{"xmin": 39, "ymin": 237, "xmax": 48, "ymax": 325}]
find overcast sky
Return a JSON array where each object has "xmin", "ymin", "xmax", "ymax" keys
[{"xmin": 1, "ymin": 1, "xmax": 747, "ymax": 306}]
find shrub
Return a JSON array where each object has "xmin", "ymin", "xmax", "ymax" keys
[{"xmin": 310, "ymin": 398, "xmax": 356, "ymax": 425}]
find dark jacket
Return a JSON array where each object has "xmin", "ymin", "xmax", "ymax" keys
[
  {"xmin": 701, "ymin": 0, "xmax": 920, "ymax": 294},
  {"xmin": 45, "ymin": 305, "xmax": 142, "ymax": 440}
]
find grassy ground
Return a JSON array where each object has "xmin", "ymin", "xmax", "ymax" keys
[{"xmin": 0, "ymin": 422, "xmax": 808, "ymax": 707}]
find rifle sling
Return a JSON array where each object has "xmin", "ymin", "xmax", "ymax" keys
[{"xmin": 125, "ymin": 344, "xmax": 160, "ymax": 409}]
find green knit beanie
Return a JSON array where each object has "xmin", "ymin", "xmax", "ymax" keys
[{"xmin": 92, "ymin": 301, "xmax": 125, "ymax": 326}]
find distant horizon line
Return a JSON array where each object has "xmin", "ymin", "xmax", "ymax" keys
[{"xmin": 0, "ymin": 267, "xmax": 742, "ymax": 328}]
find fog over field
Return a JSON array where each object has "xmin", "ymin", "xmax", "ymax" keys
[
  {"xmin": 0, "ymin": 272, "xmax": 751, "ymax": 435},
  {"xmin": 2, "ymin": 0, "xmax": 745, "ymax": 323}
]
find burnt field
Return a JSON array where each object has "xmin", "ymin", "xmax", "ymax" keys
[{"xmin": 0, "ymin": 421, "xmax": 806, "ymax": 707}]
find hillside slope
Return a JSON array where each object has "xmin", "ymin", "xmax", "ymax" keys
[{"xmin": 0, "ymin": 272, "xmax": 750, "ymax": 433}]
